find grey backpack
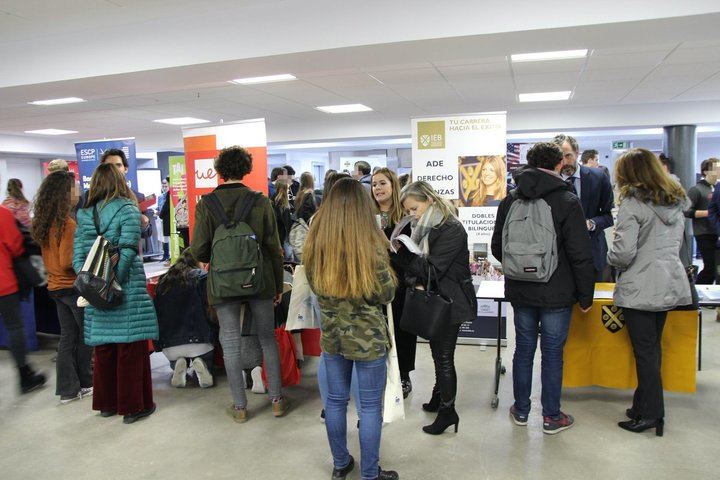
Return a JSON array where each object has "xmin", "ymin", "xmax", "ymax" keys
[{"xmin": 501, "ymin": 194, "xmax": 558, "ymax": 282}]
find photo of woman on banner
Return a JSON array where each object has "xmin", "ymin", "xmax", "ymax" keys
[{"xmin": 458, "ymin": 155, "xmax": 507, "ymax": 207}]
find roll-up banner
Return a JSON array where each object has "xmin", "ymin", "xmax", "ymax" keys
[
  {"xmin": 74, "ymin": 138, "xmax": 137, "ymax": 192},
  {"xmin": 411, "ymin": 112, "xmax": 507, "ymax": 344},
  {"xmin": 182, "ymin": 120, "xmax": 268, "ymax": 238},
  {"xmin": 168, "ymin": 155, "xmax": 187, "ymax": 262}
]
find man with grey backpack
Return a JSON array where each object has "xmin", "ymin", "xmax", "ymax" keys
[{"xmin": 491, "ymin": 142, "xmax": 595, "ymax": 435}]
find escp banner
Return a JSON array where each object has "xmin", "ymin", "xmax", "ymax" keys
[{"xmin": 74, "ymin": 138, "xmax": 138, "ymax": 192}]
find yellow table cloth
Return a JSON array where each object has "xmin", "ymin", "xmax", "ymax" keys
[{"xmin": 562, "ymin": 284, "xmax": 697, "ymax": 393}]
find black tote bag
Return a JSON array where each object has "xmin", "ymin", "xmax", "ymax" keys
[{"xmin": 399, "ymin": 265, "xmax": 453, "ymax": 340}]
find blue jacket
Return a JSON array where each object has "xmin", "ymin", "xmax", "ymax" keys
[
  {"xmin": 577, "ymin": 165, "xmax": 615, "ymax": 273},
  {"xmin": 73, "ymin": 198, "xmax": 158, "ymax": 346}
]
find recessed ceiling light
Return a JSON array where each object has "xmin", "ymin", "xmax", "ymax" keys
[
  {"xmin": 518, "ymin": 91, "xmax": 572, "ymax": 102},
  {"xmin": 315, "ymin": 104, "xmax": 373, "ymax": 114},
  {"xmin": 25, "ymin": 129, "xmax": 78, "ymax": 135},
  {"xmin": 153, "ymin": 117, "xmax": 210, "ymax": 125},
  {"xmin": 511, "ymin": 50, "xmax": 588, "ymax": 63},
  {"xmin": 229, "ymin": 74, "xmax": 297, "ymax": 85},
  {"xmin": 28, "ymin": 97, "xmax": 86, "ymax": 106}
]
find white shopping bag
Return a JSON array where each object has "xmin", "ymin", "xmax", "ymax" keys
[
  {"xmin": 285, "ymin": 265, "xmax": 321, "ymax": 330},
  {"xmin": 383, "ymin": 305, "xmax": 405, "ymax": 423}
]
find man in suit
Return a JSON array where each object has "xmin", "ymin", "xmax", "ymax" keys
[{"xmin": 554, "ymin": 135, "xmax": 615, "ymax": 281}]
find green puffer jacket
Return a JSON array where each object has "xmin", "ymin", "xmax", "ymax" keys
[
  {"xmin": 191, "ymin": 183, "xmax": 284, "ymax": 305},
  {"xmin": 73, "ymin": 198, "xmax": 158, "ymax": 346}
]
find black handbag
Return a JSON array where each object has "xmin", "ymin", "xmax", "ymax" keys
[
  {"xmin": 676, "ymin": 265, "xmax": 699, "ymax": 311},
  {"xmin": 73, "ymin": 206, "xmax": 124, "ymax": 309},
  {"xmin": 400, "ymin": 265, "xmax": 453, "ymax": 340}
]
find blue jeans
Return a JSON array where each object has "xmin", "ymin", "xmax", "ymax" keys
[
  {"xmin": 512, "ymin": 305, "xmax": 572, "ymax": 418},
  {"xmin": 322, "ymin": 352, "xmax": 386, "ymax": 480},
  {"xmin": 318, "ymin": 354, "xmax": 361, "ymax": 416}
]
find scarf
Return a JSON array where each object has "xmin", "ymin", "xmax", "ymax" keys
[{"xmin": 410, "ymin": 204, "xmax": 445, "ymax": 255}]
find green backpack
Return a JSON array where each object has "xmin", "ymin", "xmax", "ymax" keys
[{"xmin": 204, "ymin": 191, "xmax": 264, "ymax": 299}]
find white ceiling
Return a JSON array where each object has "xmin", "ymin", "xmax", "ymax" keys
[{"xmin": 1, "ymin": 2, "xmax": 720, "ymax": 154}]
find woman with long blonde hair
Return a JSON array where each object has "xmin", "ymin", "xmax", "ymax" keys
[
  {"xmin": 372, "ymin": 168, "xmax": 417, "ymax": 398},
  {"xmin": 608, "ymin": 148, "xmax": 691, "ymax": 437},
  {"xmin": 394, "ymin": 181, "xmax": 476, "ymax": 435},
  {"xmin": 305, "ymin": 177, "xmax": 399, "ymax": 480},
  {"xmin": 470, "ymin": 156, "xmax": 507, "ymax": 207}
]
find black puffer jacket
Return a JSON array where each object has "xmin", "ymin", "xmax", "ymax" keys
[
  {"xmin": 394, "ymin": 217, "xmax": 477, "ymax": 326},
  {"xmin": 491, "ymin": 167, "xmax": 595, "ymax": 309}
]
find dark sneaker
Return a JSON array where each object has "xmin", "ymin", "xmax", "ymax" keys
[
  {"xmin": 123, "ymin": 403, "xmax": 156, "ymax": 424},
  {"xmin": 401, "ymin": 379, "xmax": 412, "ymax": 399},
  {"xmin": 542, "ymin": 412, "xmax": 574, "ymax": 435},
  {"xmin": 331, "ymin": 455, "xmax": 354, "ymax": 479},
  {"xmin": 509, "ymin": 406, "xmax": 528, "ymax": 426},
  {"xmin": 376, "ymin": 468, "xmax": 399, "ymax": 480}
]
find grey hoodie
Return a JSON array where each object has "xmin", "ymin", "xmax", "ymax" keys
[{"xmin": 607, "ymin": 192, "xmax": 692, "ymax": 311}]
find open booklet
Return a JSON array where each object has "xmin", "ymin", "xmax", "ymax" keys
[{"xmin": 389, "ymin": 216, "xmax": 423, "ymax": 254}]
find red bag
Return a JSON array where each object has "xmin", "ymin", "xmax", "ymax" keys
[{"xmin": 262, "ymin": 328, "xmax": 301, "ymax": 388}]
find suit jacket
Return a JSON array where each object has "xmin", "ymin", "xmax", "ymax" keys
[{"xmin": 578, "ymin": 165, "xmax": 615, "ymax": 273}]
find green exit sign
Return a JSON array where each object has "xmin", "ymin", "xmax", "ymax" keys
[{"xmin": 612, "ymin": 141, "xmax": 629, "ymax": 149}]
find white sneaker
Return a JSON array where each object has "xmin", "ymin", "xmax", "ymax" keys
[
  {"xmin": 192, "ymin": 357, "xmax": 214, "ymax": 388},
  {"xmin": 80, "ymin": 387, "xmax": 94, "ymax": 398},
  {"xmin": 60, "ymin": 392, "xmax": 81, "ymax": 404},
  {"xmin": 171, "ymin": 358, "xmax": 187, "ymax": 388},
  {"xmin": 251, "ymin": 366, "xmax": 266, "ymax": 394}
]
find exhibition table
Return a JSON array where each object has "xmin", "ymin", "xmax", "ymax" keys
[{"xmin": 562, "ymin": 283, "xmax": 697, "ymax": 393}]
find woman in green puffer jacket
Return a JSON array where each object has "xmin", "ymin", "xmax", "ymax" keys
[{"xmin": 73, "ymin": 163, "xmax": 158, "ymax": 424}]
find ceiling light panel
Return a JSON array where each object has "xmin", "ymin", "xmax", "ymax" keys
[
  {"xmin": 518, "ymin": 91, "xmax": 572, "ymax": 102},
  {"xmin": 229, "ymin": 74, "xmax": 297, "ymax": 85},
  {"xmin": 25, "ymin": 129, "xmax": 78, "ymax": 135},
  {"xmin": 28, "ymin": 97, "xmax": 86, "ymax": 106},
  {"xmin": 153, "ymin": 117, "xmax": 210, "ymax": 125},
  {"xmin": 511, "ymin": 50, "xmax": 588, "ymax": 63},
  {"xmin": 315, "ymin": 104, "xmax": 373, "ymax": 113}
]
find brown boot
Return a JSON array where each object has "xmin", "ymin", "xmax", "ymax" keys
[
  {"xmin": 272, "ymin": 397, "xmax": 291, "ymax": 417},
  {"xmin": 228, "ymin": 405, "xmax": 248, "ymax": 423}
]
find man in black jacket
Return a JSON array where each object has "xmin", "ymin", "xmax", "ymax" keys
[{"xmin": 491, "ymin": 142, "xmax": 595, "ymax": 435}]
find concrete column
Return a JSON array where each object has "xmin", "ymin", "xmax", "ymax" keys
[
  {"xmin": 662, "ymin": 125, "xmax": 697, "ymax": 190},
  {"xmin": 663, "ymin": 125, "xmax": 697, "ymax": 268}
]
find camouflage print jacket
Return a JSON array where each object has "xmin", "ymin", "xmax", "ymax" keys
[{"xmin": 311, "ymin": 264, "xmax": 396, "ymax": 361}]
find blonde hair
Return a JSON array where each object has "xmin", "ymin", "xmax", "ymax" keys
[
  {"xmin": 304, "ymin": 178, "xmax": 396, "ymax": 299},
  {"xmin": 400, "ymin": 181, "xmax": 456, "ymax": 222},
  {"xmin": 371, "ymin": 168, "xmax": 404, "ymax": 226},
  {"xmin": 273, "ymin": 181, "xmax": 290, "ymax": 209},
  {"xmin": 470, "ymin": 156, "xmax": 507, "ymax": 206},
  {"xmin": 615, "ymin": 148, "xmax": 686, "ymax": 205}
]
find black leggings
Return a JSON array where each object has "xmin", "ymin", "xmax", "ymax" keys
[
  {"xmin": 429, "ymin": 322, "xmax": 461, "ymax": 404},
  {"xmin": 0, "ymin": 293, "xmax": 27, "ymax": 369}
]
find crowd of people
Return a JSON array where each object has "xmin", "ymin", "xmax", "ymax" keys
[{"xmin": 0, "ymin": 134, "xmax": 711, "ymax": 479}]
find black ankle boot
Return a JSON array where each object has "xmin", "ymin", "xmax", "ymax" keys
[
  {"xmin": 618, "ymin": 417, "xmax": 664, "ymax": 437},
  {"xmin": 401, "ymin": 377, "xmax": 412, "ymax": 399},
  {"xmin": 19, "ymin": 364, "xmax": 46, "ymax": 394},
  {"xmin": 422, "ymin": 402, "xmax": 459, "ymax": 435},
  {"xmin": 422, "ymin": 387, "xmax": 441, "ymax": 412}
]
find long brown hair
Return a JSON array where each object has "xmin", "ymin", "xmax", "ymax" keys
[
  {"xmin": 85, "ymin": 163, "xmax": 138, "ymax": 208},
  {"xmin": 615, "ymin": 148, "xmax": 686, "ymax": 205},
  {"xmin": 322, "ymin": 172, "xmax": 351, "ymax": 199},
  {"xmin": 296, "ymin": 172, "xmax": 316, "ymax": 210},
  {"xmin": 371, "ymin": 168, "xmax": 403, "ymax": 226},
  {"xmin": 31, "ymin": 171, "xmax": 75, "ymax": 246},
  {"xmin": 157, "ymin": 248, "xmax": 201, "ymax": 295},
  {"xmin": 6, "ymin": 178, "xmax": 28, "ymax": 203},
  {"xmin": 304, "ymin": 178, "xmax": 396, "ymax": 299},
  {"xmin": 273, "ymin": 181, "xmax": 290, "ymax": 209}
]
